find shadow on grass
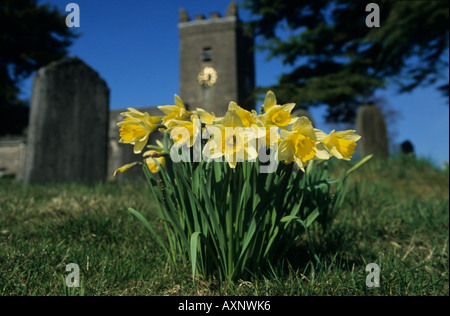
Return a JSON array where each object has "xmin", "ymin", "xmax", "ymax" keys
[{"xmin": 282, "ymin": 225, "xmax": 366, "ymax": 274}]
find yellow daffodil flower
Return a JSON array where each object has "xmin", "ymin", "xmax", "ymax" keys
[
  {"xmin": 227, "ymin": 101, "xmax": 259, "ymax": 128},
  {"xmin": 278, "ymin": 117, "xmax": 329, "ymax": 170},
  {"xmin": 143, "ymin": 141, "xmax": 166, "ymax": 173},
  {"xmin": 192, "ymin": 108, "xmax": 217, "ymax": 125},
  {"xmin": 222, "ymin": 101, "xmax": 275, "ymax": 151},
  {"xmin": 320, "ymin": 130, "xmax": 361, "ymax": 160},
  {"xmin": 165, "ymin": 114, "xmax": 201, "ymax": 148},
  {"xmin": 113, "ymin": 140, "xmax": 167, "ymax": 176},
  {"xmin": 260, "ymin": 90, "xmax": 277, "ymax": 113},
  {"xmin": 203, "ymin": 109, "xmax": 258, "ymax": 168},
  {"xmin": 117, "ymin": 108, "xmax": 162, "ymax": 154},
  {"xmin": 158, "ymin": 94, "xmax": 191, "ymax": 127},
  {"xmin": 259, "ymin": 91, "xmax": 297, "ymax": 128}
]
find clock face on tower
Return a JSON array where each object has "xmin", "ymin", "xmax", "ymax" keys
[{"xmin": 197, "ymin": 66, "xmax": 217, "ymax": 87}]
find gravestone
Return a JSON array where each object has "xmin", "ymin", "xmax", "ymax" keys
[
  {"xmin": 400, "ymin": 140, "xmax": 415, "ymax": 157},
  {"xmin": 356, "ymin": 104, "xmax": 389, "ymax": 159},
  {"xmin": 22, "ymin": 57, "xmax": 109, "ymax": 184}
]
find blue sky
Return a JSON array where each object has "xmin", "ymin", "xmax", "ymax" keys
[{"xmin": 21, "ymin": 0, "xmax": 449, "ymax": 165}]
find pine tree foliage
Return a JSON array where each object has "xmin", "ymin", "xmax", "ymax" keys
[
  {"xmin": 244, "ymin": 0, "xmax": 449, "ymax": 123},
  {"xmin": 0, "ymin": 0, "xmax": 77, "ymax": 135}
]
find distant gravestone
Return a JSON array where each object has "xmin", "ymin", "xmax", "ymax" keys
[
  {"xmin": 22, "ymin": 57, "xmax": 109, "ymax": 184},
  {"xmin": 400, "ymin": 140, "xmax": 415, "ymax": 157},
  {"xmin": 356, "ymin": 104, "xmax": 389, "ymax": 159}
]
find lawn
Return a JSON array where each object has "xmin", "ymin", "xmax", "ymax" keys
[{"xmin": 0, "ymin": 155, "xmax": 448, "ymax": 296}]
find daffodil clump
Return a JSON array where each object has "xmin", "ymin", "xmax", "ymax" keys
[
  {"xmin": 114, "ymin": 91, "xmax": 360, "ymax": 176},
  {"xmin": 116, "ymin": 91, "xmax": 368, "ymax": 283}
]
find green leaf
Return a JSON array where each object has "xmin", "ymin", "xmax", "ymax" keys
[
  {"xmin": 190, "ymin": 232, "xmax": 202, "ymax": 284},
  {"xmin": 280, "ymin": 208, "xmax": 319, "ymax": 228},
  {"xmin": 128, "ymin": 208, "xmax": 168, "ymax": 256},
  {"xmin": 280, "ymin": 209, "xmax": 321, "ymax": 267},
  {"xmin": 346, "ymin": 154, "xmax": 373, "ymax": 178}
]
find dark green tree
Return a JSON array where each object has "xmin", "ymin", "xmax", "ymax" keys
[
  {"xmin": 0, "ymin": 0, "xmax": 77, "ymax": 135},
  {"xmin": 244, "ymin": 0, "xmax": 449, "ymax": 123}
]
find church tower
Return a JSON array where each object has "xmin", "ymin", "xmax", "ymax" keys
[{"xmin": 178, "ymin": 1, "xmax": 255, "ymax": 116}]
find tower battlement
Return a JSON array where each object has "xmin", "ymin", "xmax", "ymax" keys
[{"xmin": 179, "ymin": 1, "xmax": 238, "ymax": 24}]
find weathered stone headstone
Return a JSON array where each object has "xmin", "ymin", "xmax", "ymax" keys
[
  {"xmin": 356, "ymin": 104, "xmax": 389, "ymax": 159},
  {"xmin": 22, "ymin": 57, "xmax": 109, "ymax": 184}
]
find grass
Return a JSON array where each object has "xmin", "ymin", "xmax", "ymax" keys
[{"xmin": 0, "ymin": 155, "xmax": 448, "ymax": 296}]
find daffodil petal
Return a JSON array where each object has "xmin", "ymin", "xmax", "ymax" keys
[
  {"xmin": 280, "ymin": 103, "xmax": 296, "ymax": 113},
  {"xmin": 277, "ymin": 139, "xmax": 293, "ymax": 161},
  {"xmin": 174, "ymin": 94, "xmax": 185, "ymax": 109},
  {"xmin": 133, "ymin": 135, "xmax": 149, "ymax": 154},
  {"xmin": 157, "ymin": 105, "xmax": 180, "ymax": 115},
  {"xmin": 263, "ymin": 90, "xmax": 277, "ymax": 112},
  {"xmin": 314, "ymin": 129, "xmax": 329, "ymax": 141},
  {"xmin": 314, "ymin": 144, "xmax": 331, "ymax": 160},
  {"xmin": 113, "ymin": 162, "xmax": 139, "ymax": 176}
]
